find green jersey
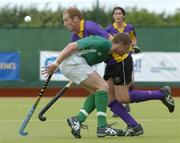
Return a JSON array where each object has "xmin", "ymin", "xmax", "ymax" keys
[{"xmin": 76, "ymin": 35, "xmax": 112, "ymax": 66}]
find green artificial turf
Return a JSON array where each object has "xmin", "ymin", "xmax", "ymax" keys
[{"xmin": 0, "ymin": 97, "xmax": 179, "ymax": 143}]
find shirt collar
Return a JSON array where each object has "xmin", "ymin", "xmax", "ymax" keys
[
  {"xmin": 77, "ymin": 19, "xmax": 85, "ymax": 38},
  {"xmin": 113, "ymin": 22, "xmax": 127, "ymax": 33}
]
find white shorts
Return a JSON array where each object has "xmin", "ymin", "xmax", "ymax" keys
[{"xmin": 59, "ymin": 54, "xmax": 94, "ymax": 85}]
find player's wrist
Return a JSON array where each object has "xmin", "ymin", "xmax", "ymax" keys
[
  {"xmin": 133, "ymin": 45, "xmax": 141, "ymax": 53},
  {"xmin": 53, "ymin": 61, "xmax": 60, "ymax": 67},
  {"xmin": 132, "ymin": 45, "xmax": 137, "ymax": 48}
]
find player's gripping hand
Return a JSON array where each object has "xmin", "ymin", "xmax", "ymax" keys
[
  {"xmin": 133, "ymin": 45, "xmax": 141, "ymax": 54},
  {"xmin": 41, "ymin": 64, "xmax": 57, "ymax": 76}
]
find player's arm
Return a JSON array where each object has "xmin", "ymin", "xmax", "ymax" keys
[
  {"xmin": 55, "ymin": 42, "xmax": 78, "ymax": 65},
  {"xmin": 104, "ymin": 25, "xmax": 114, "ymax": 41},
  {"xmin": 130, "ymin": 33, "xmax": 140, "ymax": 53},
  {"xmin": 42, "ymin": 42, "xmax": 78, "ymax": 75},
  {"xmin": 129, "ymin": 25, "xmax": 141, "ymax": 53},
  {"xmin": 87, "ymin": 22, "xmax": 111, "ymax": 40}
]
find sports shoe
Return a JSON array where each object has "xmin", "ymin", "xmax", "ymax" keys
[
  {"xmin": 118, "ymin": 124, "xmax": 144, "ymax": 136},
  {"xmin": 67, "ymin": 116, "xmax": 81, "ymax": 138},
  {"xmin": 107, "ymin": 122, "xmax": 124, "ymax": 135},
  {"xmin": 97, "ymin": 125, "xmax": 120, "ymax": 137},
  {"xmin": 160, "ymin": 86, "xmax": 175, "ymax": 113}
]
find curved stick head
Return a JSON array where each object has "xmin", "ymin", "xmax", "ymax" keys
[
  {"xmin": 19, "ymin": 130, "xmax": 28, "ymax": 136},
  {"xmin": 38, "ymin": 114, "xmax": 47, "ymax": 121}
]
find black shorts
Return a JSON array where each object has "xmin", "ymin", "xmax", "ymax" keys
[{"xmin": 103, "ymin": 55, "xmax": 133, "ymax": 85}]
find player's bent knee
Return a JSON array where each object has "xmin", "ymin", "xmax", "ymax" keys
[
  {"xmin": 115, "ymin": 94, "xmax": 130, "ymax": 103},
  {"xmin": 103, "ymin": 82, "xmax": 109, "ymax": 91},
  {"xmin": 97, "ymin": 82, "xmax": 108, "ymax": 92}
]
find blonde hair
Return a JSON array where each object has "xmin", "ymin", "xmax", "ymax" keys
[{"xmin": 63, "ymin": 7, "xmax": 83, "ymax": 19}]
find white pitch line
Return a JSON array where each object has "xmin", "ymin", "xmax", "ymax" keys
[{"xmin": 0, "ymin": 119, "xmax": 179, "ymax": 122}]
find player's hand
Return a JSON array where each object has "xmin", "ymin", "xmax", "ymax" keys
[
  {"xmin": 41, "ymin": 64, "xmax": 57, "ymax": 76},
  {"xmin": 133, "ymin": 46, "xmax": 141, "ymax": 54}
]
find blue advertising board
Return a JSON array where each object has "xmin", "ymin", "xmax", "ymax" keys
[{"xmin": 0, "ymin": 52, "xmax": 20, "ymax": 80}]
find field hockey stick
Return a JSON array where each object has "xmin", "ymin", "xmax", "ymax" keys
[
  {"xmin": 19, "ymin": 74, "xmax": 52, "ymax": 136},
  {"xmin": 38, "ymin": 81, "xmax": 73, "ymax": 121}
]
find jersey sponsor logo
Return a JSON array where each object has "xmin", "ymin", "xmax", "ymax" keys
[{"xmin": 114, "ymin": 77, "xmax": 121, "ymax": 84}]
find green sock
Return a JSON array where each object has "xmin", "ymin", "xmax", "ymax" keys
[
  {"xmin": 77, "ymin": 94, "xmax": 95, "ymax": 123},
  {"xmin": 95, "ymin": 90, "xmax": 108, "ymax": 128}
]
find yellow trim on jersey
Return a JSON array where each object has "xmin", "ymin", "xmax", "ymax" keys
[
  {"xmin": 113, "ymin": 22, "xmax": 127, "ymax": 33},
  {"xmin": 129, "ymin": 31, "xmax": 136, "ymax": 51},
  {"xmin": 112, "ymin": 53, "xmax": 128, "ymax": 62},
  {"xmin": 112, "ymin": 22, "xmax": 129, "ymax": 62},
  {"xmin": 129, "ymin": 31, "xmax": 136, "ymax": 41},
  {"xmin": 77, "ymin": 19, "xmax": 85, "ymax": 38}
]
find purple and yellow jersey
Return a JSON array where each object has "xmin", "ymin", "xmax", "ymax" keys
[
  {"xmin": 71, "ymin": 19, "xmax": 109, "ymax": 42},
  {"xmin": 105, "ymin": 22, "xmax": 136, "ymax": 43},
  {"xmin": 104, "ymin": 22, "xmax": 136, "ymax": 63}
]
